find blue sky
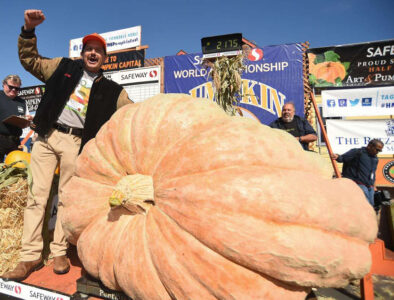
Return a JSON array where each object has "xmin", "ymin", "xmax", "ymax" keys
[{"xmin": 1, "ymin": 0, "xmax": 393, "ymax": 87}]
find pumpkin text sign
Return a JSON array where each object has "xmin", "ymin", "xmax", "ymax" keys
[{"xmin": 61, "ymin": 93, "xmax": 377, "ymax": 300}]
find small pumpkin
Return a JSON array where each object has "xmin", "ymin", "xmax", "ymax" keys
[
  {"xmin": 4, "ymin": 150, "xmax": 31, "ymax": 169},
  {"xmin": 62, "ymin": 94, "xmax": 377, "ymax": 299}
]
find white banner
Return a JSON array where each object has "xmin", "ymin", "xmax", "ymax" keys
[
  {"xmin": 327, "ymin": 119, "xmax": 394, "ymax": 154},
  {"xmin": 322, "ymin": 86, "xmax": 394, "ymax": 117},
  {"xmin": 69, "ymin": 26, "xmax": 141, "ymax": 58},
  {"xmin": 104, "ymin": 66, "xmax": 160, "ymax": 85},
  {"xmin": 0, "ymin": 279, "xmax": 70, "ymax": 300},
  {"xmin": 104, "ymin": 66, "xmax": 161, "ymax": 103}
]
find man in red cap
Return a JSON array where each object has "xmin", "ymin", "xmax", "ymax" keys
[{"xmin": 2, "ymin": 9, "xmax": 133, "ymax": 281}]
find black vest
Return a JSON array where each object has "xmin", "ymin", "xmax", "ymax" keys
[
  {"xmin": 0, "ymin": 91, "xmax": 26, "ymax": 136},
  {"xmin": 33, "ymin": 58, "xmax": 122, "ymax": 151}
]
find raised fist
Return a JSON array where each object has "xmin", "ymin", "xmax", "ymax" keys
[{"xmin": 24, "ymin": 9, "xmax": 45, "ymax": 31}]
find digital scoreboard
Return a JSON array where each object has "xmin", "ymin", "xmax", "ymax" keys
[{"xmin": 201, "ymin": 33, "xmax": 243, "ymax": 59}]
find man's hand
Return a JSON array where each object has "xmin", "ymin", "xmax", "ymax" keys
[
  {"xmin": 330, "ymin": 153, "xmax": 339, "ymax": 160},
  {"xmin": 24, "ymin": 9, "xmax": 45, "ymax": 31}
]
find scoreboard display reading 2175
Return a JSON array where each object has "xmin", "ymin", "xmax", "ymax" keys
[{"xmin": 201, "ymin": 33, "xmax": 242, "ymax": 55}]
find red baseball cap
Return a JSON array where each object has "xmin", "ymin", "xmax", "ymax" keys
[{"xmin": 82, "ymin": 33, "xmax": 107, "ymax": 53}]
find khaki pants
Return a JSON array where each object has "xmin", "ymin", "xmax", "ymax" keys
[{"xmin": 20, "ymin": 129, "xmax": 81, "ymax": 261}]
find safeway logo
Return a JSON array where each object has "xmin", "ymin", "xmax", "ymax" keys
[
  {"xmin": 248, "ymin": 48, "xmax": 263, "ymax": 61},
  {"xmin": 14, "ymin": 285, "xmax": 21, "ymax": 294},
  {"xmin": 149, "ymin": 70, "xmax": 158, "ymax": 78},
  {"xmin": 34, "ymin": 87, "xmax": 41, "ymax": 95}
]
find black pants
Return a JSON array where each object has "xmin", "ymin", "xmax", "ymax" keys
[{"xmin": 0, "ymin": 135, "xmax": 20, "ymax": 162}]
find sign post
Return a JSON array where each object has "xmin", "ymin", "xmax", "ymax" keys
[{"xmin": 310, "ymin": 92, "xmax": 341, "ymax": 178}]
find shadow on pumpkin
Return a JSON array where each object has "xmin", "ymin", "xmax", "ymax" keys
[
  {"xmin": 67, "ymin": 244, "xmax": 83, "ymax": 268},
  {"xmin": 106, "ymin": 206, "xmax": 137, "ymax": 222},
  {"xmin": 256, "ymin": 270, "xmax": 311, "ymax": 294}
]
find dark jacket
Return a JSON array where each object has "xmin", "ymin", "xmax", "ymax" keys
[
  {"xmin": 0, "ymin": 91, "xmax": 26, "ymax": 137},
  {"xmin": 18, "ymin": 27, "xmax": 132, "ymax": 151},
  {"xmin": 337, "ymin": 147, "xmax": 378, "ymax": 187},
  {"xmin": 269, "ymin": 115, "xmax": 317, "ymax": 150},
  {"xmin": 33, "ymin": 58, "xmax": 122, "ymax": 150}
]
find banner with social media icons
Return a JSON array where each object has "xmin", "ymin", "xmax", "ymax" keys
[
  {"xmin": 322, "ymin": 86, "xmax": 394, "ymax": 117},
  {"xmin": 327, "ymin": 119, "xmax": 394, "ymax": 155}
]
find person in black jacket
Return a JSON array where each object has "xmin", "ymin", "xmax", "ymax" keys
[
  {"xmin": 331, "ymin": 139, "xmax": 383, "ymax": 207},
  {"xmin": 269, "ymin": 102, "xmax": 317, "ymax": 151},
  {"xmin": 0, "ymin": 75, "xmax": 32, "ymax": 161},
  {"xmin": 2, "ymin": 9, "xmax": 133, "ymax": 282}
]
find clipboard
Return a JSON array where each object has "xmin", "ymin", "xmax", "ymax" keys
[{"xmin": 2, "ymin": 115, "xmax": 31, "ymax": 128}]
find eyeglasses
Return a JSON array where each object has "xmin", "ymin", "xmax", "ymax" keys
[{"xmin": 5, "ymin": 83, "xmax": 21, "ymax": 91}]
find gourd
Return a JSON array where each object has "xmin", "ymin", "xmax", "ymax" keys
[
  {"xmin": 61, "ymin": 93, "xmax": 377, "ymax": 300},
  {"xmin": 4, "ymin": 150, "xmax": 31, "ymax": 169}
]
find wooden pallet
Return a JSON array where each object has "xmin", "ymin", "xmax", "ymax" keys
[{"xmin": 361, "ymin": 239, "xmax": 394, "ymax": 299}]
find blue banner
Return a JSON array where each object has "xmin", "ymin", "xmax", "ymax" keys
[{"xmin": 164, "ymin": 44, "xmax": 304, "ymax": 125}]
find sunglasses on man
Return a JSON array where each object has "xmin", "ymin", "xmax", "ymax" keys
[
  {"xmin": 374, "ymin": 146, "xmax": 383, "ymax": 153},
  {"xmin": 5, "ymin": 83, "xmax": 21, "ymax": 91}
]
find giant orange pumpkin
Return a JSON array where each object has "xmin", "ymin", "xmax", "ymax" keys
[{"xmin": 62, "ymin": 94, "xmax": 377, "ymax": 299}]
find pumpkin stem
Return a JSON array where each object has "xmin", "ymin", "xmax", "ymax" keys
[{"xmin": 109, "ymin": 174, "xmax": 154, "ymax": 215}]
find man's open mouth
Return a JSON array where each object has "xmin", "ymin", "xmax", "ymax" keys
[{"xmin": 88, "ymin": 56, "xmax": 98, "ymax": 63}]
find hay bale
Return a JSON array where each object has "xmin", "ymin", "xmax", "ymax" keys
[
  {"xmin": 0, "ymin": 174, "xmax": 59, "ymax": 275},
  {"xmin": 0, "ymin": 178, "xmax": 28, "ymax": 275}
]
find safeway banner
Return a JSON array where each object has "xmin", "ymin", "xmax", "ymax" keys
[
  {"xmin": 164, "ymin": 43, "xmax": 304, "ymax": 125},
  {"xmin": 308, "ymin": 40, "xmax": 394, "ymax": 88},
  {"xmin": 18, "ymin": 85, "xmax": 44, "ymax": 138},
  {"xmin": 322, "ymin": 86, "xmax": 394, "ymax": 117},
  {"xmin": 327, "ymin": 119, "xmax": 394, "ymax": 155},
  {"xmin": 18, "ymin": 85, "xmax": 44, "ymax": 114},
  {"xmin": 104, "ymin": 65, "xmax": 161, "ymax": 103},
  {"xmin": 0, "ymin": 278, "xmax": 70, "ymax": 300}
]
